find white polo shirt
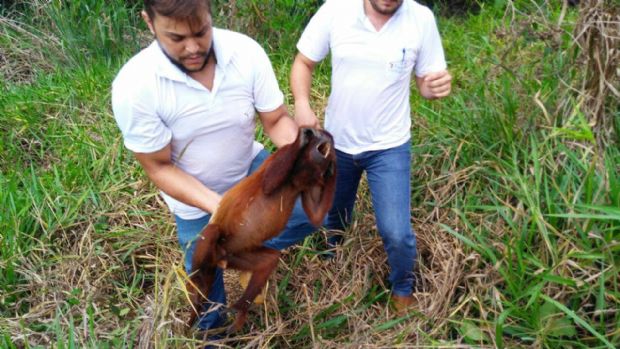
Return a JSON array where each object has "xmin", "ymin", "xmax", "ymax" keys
[
  {"xmin": 112, "ymin": 28, "xmax": 284, "ymax": 219},
  {"xmin": 297, "ymin": 0, "xmax": 447, "ymax": 154}
]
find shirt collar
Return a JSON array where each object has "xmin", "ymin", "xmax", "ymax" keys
[{"xmin": 151, "ymin": 27, "xmax": 232, "ymax": 83}]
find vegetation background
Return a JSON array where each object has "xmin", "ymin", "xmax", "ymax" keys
[{"xmin": 1, "ymin": 0, "xmax": 618, "ymax": 348}]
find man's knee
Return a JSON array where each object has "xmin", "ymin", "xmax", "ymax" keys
[{"xmin": 380, "ymin": 227, "xmax": 416, "ymax": 249}]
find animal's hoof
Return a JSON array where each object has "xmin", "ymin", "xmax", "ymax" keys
[{"xmin": 222, "ymin": 309, "xmax": 248, "ymax": 334}]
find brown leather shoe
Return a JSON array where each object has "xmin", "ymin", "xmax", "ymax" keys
[
  {"xmin": 391, "ymin": 294, "xmax": 416, "ymax": 315},
  {"xmin": 238, "ymin": 271, "xmax": 267, "ymax": 304}
]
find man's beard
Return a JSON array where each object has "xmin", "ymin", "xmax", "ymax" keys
[
  {"xmin": 368, "ymin": 0, "xmax": 403, "ymax": 15},
  {"xmin": 158, "ymin": 42, "xmax": 214, "ymax": 74}
]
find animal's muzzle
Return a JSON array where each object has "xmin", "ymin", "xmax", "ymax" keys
[
  {"xmin": 308, "ymin": 133, "xmax": 334, "ymax": 162},
  {"xmin": 316, "ymin": 140, "xmax": 331, "ymax": 158}
]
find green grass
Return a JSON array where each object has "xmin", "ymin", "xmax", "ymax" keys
[{"xmin": 1, "ymin": 0, "xmax": 618, "ymax": 348}]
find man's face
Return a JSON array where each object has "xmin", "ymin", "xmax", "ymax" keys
[
  {"xmin": 142, "ymin": 10, "xmax": 213, "ymax": 73},
  {"xmin": 367, "ymin": 0, "xmax": 404, "ymax": 16}
]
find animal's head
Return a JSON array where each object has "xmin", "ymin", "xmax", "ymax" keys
[{"xmin": 263, "ymin": 127, "xmax": 337, "ymax": 226}]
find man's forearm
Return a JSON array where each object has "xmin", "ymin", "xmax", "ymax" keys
[
  {"xmin": 291, "ymin": 54, "xmax": 321, "ymax": 127},
  {"xmin": 266, "ymin": 114, "xmax": 299, "ymax": 148},
  {"xmin": 146, "ymin": 163, "xmax": 221, "ymax": 214},
  {"xmin": 290, "ymin": 54, "xmax": 314, "ymax": 107},
  {"xmin": 259, "ymin": 104, "xmax": 299, "ymax": 148}
]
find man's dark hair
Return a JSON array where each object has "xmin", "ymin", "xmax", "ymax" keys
[{"xmin": 143, "ymin": 0, "xmax": 212, "ymax": 27}]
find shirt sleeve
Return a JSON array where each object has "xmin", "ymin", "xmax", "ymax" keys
[
  {"xmin": 296, "ymin": 1, "xmax": 334, "ymax": 63},
  {"xmin": 111, "ymin": 72, "xmax": 172, "ymax": 153},
  {"xmin": 251, "ymin": 41, "xmax": 285, "ymax": 113},
  {"xmin": 414, "ymin": 8, "xmax": 447, "ymax": 77}
]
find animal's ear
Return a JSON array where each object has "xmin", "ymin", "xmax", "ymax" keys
[
  {"xmin": 301, "ymin": 161, "xmax": 337, "ymax": 226},
  {"xmin": 262, "ymin": 129, "xmax": 308, "ymax": 195}
]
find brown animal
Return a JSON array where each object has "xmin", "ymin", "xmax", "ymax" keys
[{"xmin": 187, "ymin": 127, "xmax": 337, "ymax": 333}]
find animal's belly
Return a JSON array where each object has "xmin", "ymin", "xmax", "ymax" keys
[{"xmin": 221, "ymin": 210, "xmax": 292, "ymax": 252}]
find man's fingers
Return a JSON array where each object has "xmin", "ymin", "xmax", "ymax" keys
[
  {"xmin": 426, "ymin": 72, "xmax": 452, "ymax": 98},
  {"xmin": 433, "ymin": 89, "xmax": 451, "ymax": 98},
  {"xmin": 419, "ymin": 70, "xmax": 452, "ymax": 99},
  {"xmin": 430, "ymin": 81, "xmax": 451, "ymax": 92},
  {"xmin": 427, "ymin": 73, "xmax": 452, "ymax": 87},
  {"xmin": 431, "ymin": 85, "xmax": 451, "ymax": 97},
  {"xmin": 423, "ymin": 70, "xmax": 449, "ymax": 81}
]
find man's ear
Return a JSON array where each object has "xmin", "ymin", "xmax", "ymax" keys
[{"xmin": 141, "ymin": 10, "xmax": 155, "ymax": 35}]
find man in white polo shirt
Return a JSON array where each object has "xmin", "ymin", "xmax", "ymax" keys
[
  {"xmin": 291, "ymin": 0, "xmax": 452, "ymax": 313},
  {"xmin": 112, "ymin": 0, "xmax": 319, "ymax": 331}
]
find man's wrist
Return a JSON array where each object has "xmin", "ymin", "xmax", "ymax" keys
[{"xmin": 294, "ymin": 99, "xmax": 312, "ymax": 109}]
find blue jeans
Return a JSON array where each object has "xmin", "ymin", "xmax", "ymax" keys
[
  {"xmin": 175, "ymin": 149, "xmax": 318, "ymax": 330},
  {"xmin": 326, "ymin": 140, "xmax": 417, "ymax": 297}
]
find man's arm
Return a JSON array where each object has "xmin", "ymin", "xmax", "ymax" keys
[
  {"xmin": 415, "ymin": 70, "xmax": 452, "ymax": 100},
  {"xmin": 133, "ymin": 144, "xmax": 221, "ymax": 214},
  {"xmin": 258, "ymin": 104, "xmax": 299, "ymax": 148},
  {"xmin": 290, "ymin": 53, "xmax": 321, "ymax": 128}
]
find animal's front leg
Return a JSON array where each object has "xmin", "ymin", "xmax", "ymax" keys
[{"xmin": 225, "ymin": 247, "xmax": 281, "ymax": 333}]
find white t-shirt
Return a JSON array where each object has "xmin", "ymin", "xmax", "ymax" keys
[
  {"xmin": 112, "ymin": 28, "xmax": 284, "ymax": 219},
  {"xmin": 297, "ymin": 0, "xmax": 447, "ymax": 154}
]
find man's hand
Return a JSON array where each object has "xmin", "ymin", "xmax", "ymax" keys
[
  {"xmin": 294, "ymin": 103, "xmax": 320, "ymax": 128},
  {"xmin": 416, "ymin": 70, "xmax": 452, "ymax": 99}
]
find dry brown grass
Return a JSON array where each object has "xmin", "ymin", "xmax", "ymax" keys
[
  {"xmin": 0, "ymin": 16, "xmax": 59, "ymax": 84},
  {"xmin": 571, "ymin": 0, "xmax": 619, "ymax": 147}
]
